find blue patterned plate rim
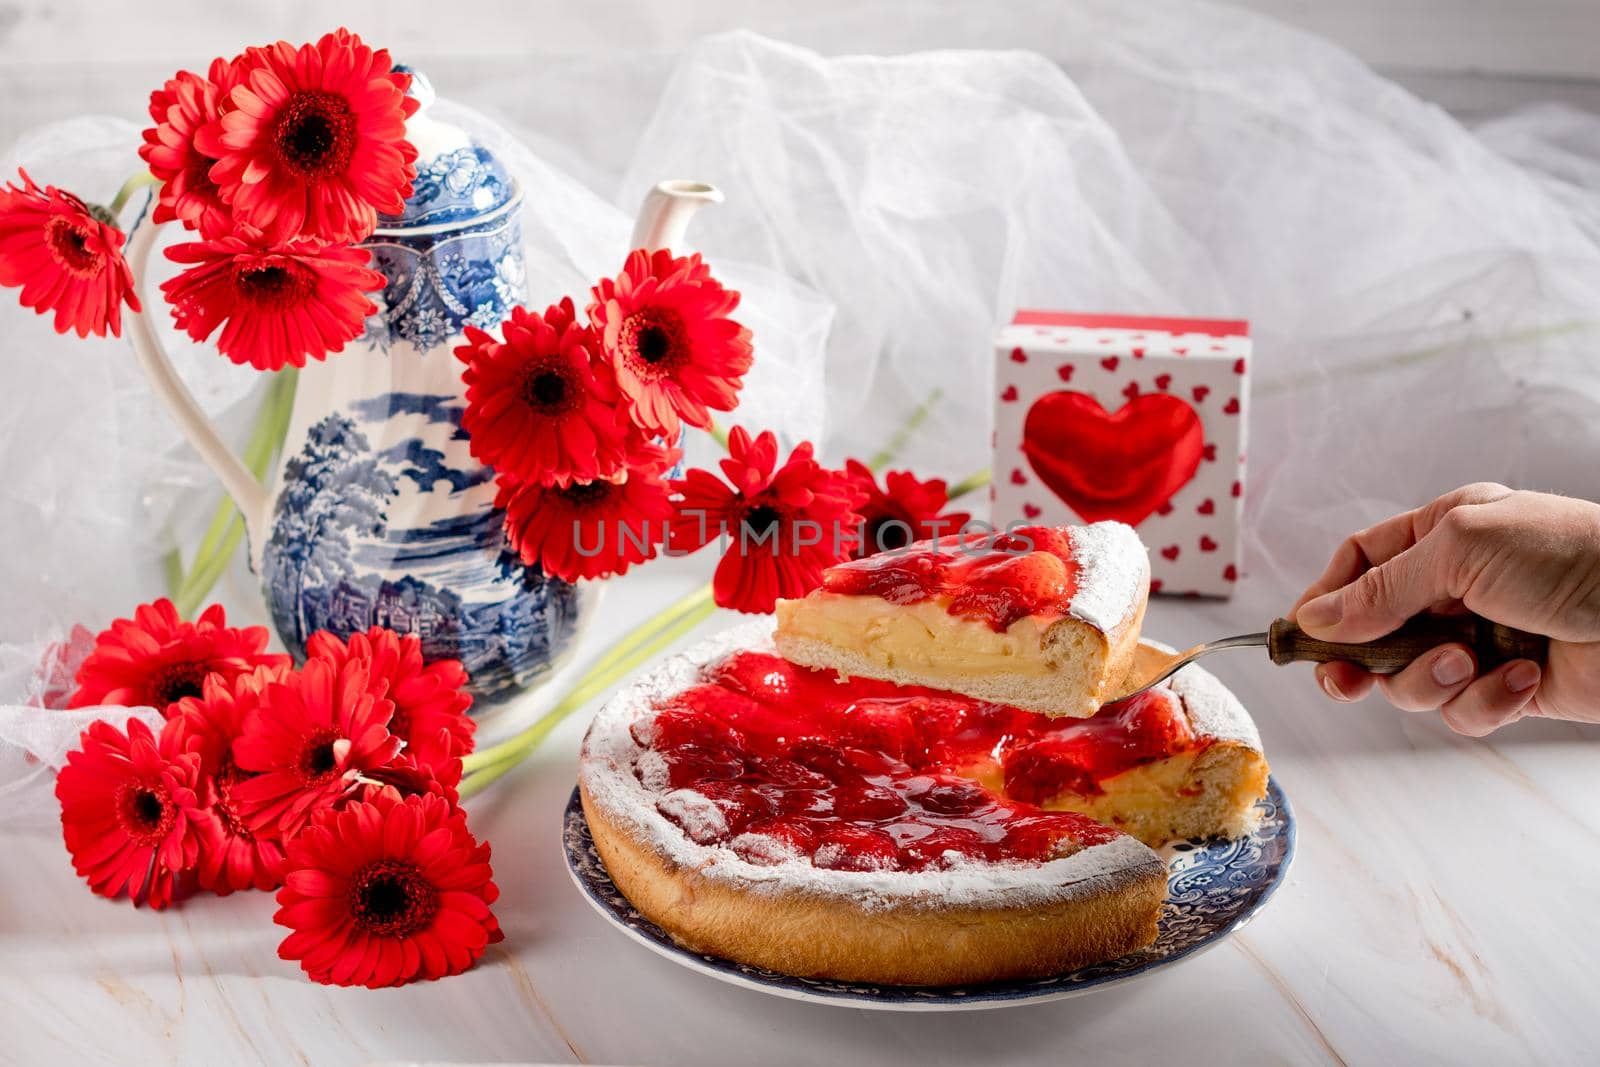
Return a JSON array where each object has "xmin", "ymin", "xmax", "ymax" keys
[{"xmin": 562, "ymin": 776, "xmax": 1296, "ymax": 1011}]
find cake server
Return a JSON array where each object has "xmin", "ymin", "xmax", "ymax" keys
[{"xmin": 1109, "ymin": 613, "xmax": 1548, "ymax": 703}]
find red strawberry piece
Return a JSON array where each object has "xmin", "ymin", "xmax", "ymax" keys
[
  {"xmin": 916, "ymin": 780, "xmax": 993, "ymax": 816},
  {"xmin": 948, "ymin": 551, "xmax": 1071, "ymax": 631},
  {"xmin": 1197, "ymin": 498, "xmax": 1215, "ymax": 515},
  {"xmin": 1200, "ymin": 535, "xmax": 1218, "ymax": 552},
  {"xmin": 641, "ymin": 704, "xmax": 747, "ymax": 751},
  {"xmin": 1056, "ymin": 363, "xmax": 1075, "ymax": 382},
  {"xmin": 1010, "ymin": 346, "xmax": 1028, "ymax": 363},
  {"xmin": 1100, "ymin": 356, "xmax": 1119, "ymax": 371},
  {"xmin": 1160, "ymin": 545, "xmax": 1180, "ymax": 561},
  {"xmin": 659, "ymin": 742, "xmax": 747, "ymax": 789},
  {"xmin": 839, "ymin": 703, "xmax": 916, "ymax": 760},
  {"xmin": 694, "ymin": 780, "xmax": 777, "ymax": 835},
  {"xmin": 1154, "ymin": 373, "xmax": 1171, "ymax": 391},
  {"xmin": 1003, "ymin": 738, "xmax": 1100, "ymax": 805},
  {"xmin": 751, "ymin": 756, "xmax": 834, "ymax": 791},
  {"xmin": 833, "ymin": 784, "xmax": 910, "ymax": 822},
  {"xmin": 1000, "ymin": 385, "xmax": 1019, "ymax": 402},
  {"xmin": 813, "ymin": 825, "xmax": 900, "ymax": 871},
  {"xmin": 1223, "ymin": 396, "xmax": 1240, "ymax": 415},
  {"xmin": 899, "ymin": 826, "xmax": 992, "ymax": 870},
  {"xmin": 1115, "ymin": 691, "xmax": 1195, "ymax": 761},
  {"xmin": 1191, "ymin": 385, "xmax": 1210, "ymax": 403},
  {"xmin": 1223, "ymin": 564, "xmax": 1238, "ymax": 582}
]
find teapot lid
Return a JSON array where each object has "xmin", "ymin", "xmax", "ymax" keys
[{"xmin": 375, "ymin": 67, "xmax": 518, "ymax": 233}]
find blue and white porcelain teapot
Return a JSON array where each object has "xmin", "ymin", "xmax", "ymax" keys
[{"xmin": 124, "ymin": 70, "xmax": 722, "ymax": 705}]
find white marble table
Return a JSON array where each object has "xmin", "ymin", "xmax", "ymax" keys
[{"xmin": 3, "ymin": 555, "xmax": 1596, "ymax": 1066}]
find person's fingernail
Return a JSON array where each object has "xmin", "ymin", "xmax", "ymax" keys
[
  {"xmin": 1505, "ymin": 661, "xmax": 1541, "ymax": 693},
  {"xmin": 1320, "ymin": 673, "xmax": 1349, "ymax": 702},
  {"xmin": 1431, "ymin": 649, "xmax": 1474, "ymax": 687},
  {"xmin": 1298, "ymin": 594, "xmax": 1342, "ymax": 632}
]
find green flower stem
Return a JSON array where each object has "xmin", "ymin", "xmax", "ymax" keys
[
  {"xmin": 867, "ymin": 387, "xmax": 943, "ymax": 472},
  {"xmin": 171, "ymin": 369, "xmax": 297, "ymax": 617},
  {"xmin": 706, "ymin": 421, "xmax": 730, "ymax": 451},
  {"xmin": 945, "ymin": 467, "xmax": 991, "ymax": 502},
  {"xmin": 459, "ymin": 590, "xmax": 718, "ymax": 797},
  {"xmin": 108, "ymin": 171, "xmax": 159, "ymax": 216}
]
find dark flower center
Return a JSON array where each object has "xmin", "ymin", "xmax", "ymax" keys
[
  {"xmin": 350, "ymin": 859, "xmax": 438, "ymax": 938},
  {"xmin": 45, "ymin": 216, "xmax": 102, "ymax": 276},
  {"xmin": 273, "ymin": 90, "xmax": 358, "ymax": 179},
  {"xmin": 618, "ymin": 308, "xmax": 688, "ymax": 380},
  {"xmin": 296, "ymin": 728, "xmax": 343, "ymax": 783},
  {"xmin": 233, "ymin": 258, "xmax": 315, "ymax": 309},
  {"xmin": 147, "ymin": 660, "xmax": 212, "ymax": 707},
  {"xmin": 863, "ymin": 514, "xmax": 914, "ymax": 553},
  {"xmin": 520, "ymin": 363, "xmax": 578, "ymax": 415},
  {"xmin": 116, "ymin": 781, "xmax": 174, "ymax": 845},
  {"xmin": 741, "ymin": 503, "xmax": 784, "ymax": 543},
  {"xmin": 557, "ymin": 480, "xmax": 615, "ymax": 508},
  {"xmin": 212, "ymin": 762, "xmax": 255, "ymax": 838}
]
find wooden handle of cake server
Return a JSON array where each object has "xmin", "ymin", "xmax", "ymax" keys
[{"xmin": 1267, "ymin": 614, "xmax": 1548, "ymax": 675}]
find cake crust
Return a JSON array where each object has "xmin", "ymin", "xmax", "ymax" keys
[{"xmin": 582, "ymin": 780, "xmax": 1166, "ymax": 985}]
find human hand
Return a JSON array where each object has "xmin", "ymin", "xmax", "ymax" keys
[{"xmin": 1291, "ymin": 483, "xmax": 1600, "ymax": 735}]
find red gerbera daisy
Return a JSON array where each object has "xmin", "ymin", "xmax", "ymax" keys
[
  {"xmin": 496, "ymin": 446, "xmax": 678, "ymax": 583},
  {"xmin": 275, "ymin": 790, "xmax": 502, "ymax": 988},
  {"xmin": 68, "ymin": 599, "xmax": 289, "ymax": 716},
  {"xmin": 140, "ymin": 55, "xmax": 249, "ymax": 238},
  {"xmin": 167, "ymin": 666, "xmax": 290, "ymax": 894},
  {"xmin": 197, "ymin": 30, "xmax": 418, "ymax": 244},
  {"xmin": 843, "ymin": 459, "xmax": 973, "ymax": 559},
  {"xmin": 230, "ymin": 656, "xmax": 402, "ymax": 842},
  {"xmin": 304, "ymin": 627, "xmax": 475, "ymax": 775},
  {"xmin": 456, "ymin": 299, "xmax": 633, "ymax": 487},
  {"xmin": 669, "ymin": 427, "xmax": 863, "ymax": 613},
  {"xmin": 588, "ymin": 248, "xmax": 753, "ymax": 437},
  {"xmin": 161, "ymin": 232, "xmax": 383, "ymax": 370},
  {"xmin": 0, "ymin": 169, "xmax": 140, "ymax": 338},
  {"xmin": 55, "ymin": 716, "xmax": 206, "ymax": 908}
]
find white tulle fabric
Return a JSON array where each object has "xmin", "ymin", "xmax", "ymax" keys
[{"xmin": 2, "ymin": 1, "xmax": 1598, "ymax": 829}]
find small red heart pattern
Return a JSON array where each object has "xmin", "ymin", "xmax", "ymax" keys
[{"xmin": 993, "ymin": 318, "xmax": 1249, "ymax": 598}]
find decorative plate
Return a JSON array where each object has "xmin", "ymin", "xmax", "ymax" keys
[{"xmin": 562, "ymin": 776, "xmax": 1296, "ymax": 1011}]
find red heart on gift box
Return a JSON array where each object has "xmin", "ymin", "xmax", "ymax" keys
[{"xmin": 1021, "ymin": 390, "xmax": 1204, "ymax": 527}]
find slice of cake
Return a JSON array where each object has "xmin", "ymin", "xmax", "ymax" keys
[{"xmin": 775, "ymin": 522, "xmax": 1149, "ymax": 718}]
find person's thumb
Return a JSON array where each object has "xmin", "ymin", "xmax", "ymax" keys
[{"xmin": 1295, "ymin": 541, "xmax": 1446, "ymax": 643}]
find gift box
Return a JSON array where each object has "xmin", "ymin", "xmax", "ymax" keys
[{"xmin": 991, "ymin": 311, "xmax": 1250, "ymax": 597}]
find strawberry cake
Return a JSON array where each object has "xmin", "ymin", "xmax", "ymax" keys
[
  {"xmin": 774, "ymin": 522, "xmax": 1147, "ymax": 718},
  {"xmin": 578, "ymin": 621, "xmax": 1268, "ymax": 986}
]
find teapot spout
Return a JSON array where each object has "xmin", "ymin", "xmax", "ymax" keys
[{"xmin": 629, "ymin": 180, "xmax": 724, "ymax": 254}]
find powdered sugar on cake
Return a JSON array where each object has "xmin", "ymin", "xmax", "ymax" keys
[
  {"xmin": 579, "ymin": 621, "xmax": 1161, "ymax": 913},
  {"xmin": 1066, "ymin": 521, "xmax": 1149, "ymax": 633}
]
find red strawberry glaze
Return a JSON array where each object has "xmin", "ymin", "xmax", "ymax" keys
[
  {"xmin": 639, "ymin": 651, "xmax": 1201, "ymax": 872},
  {"xmin": 820, "ymin": 527, "xmax": 1081, "ymax": 632}
]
